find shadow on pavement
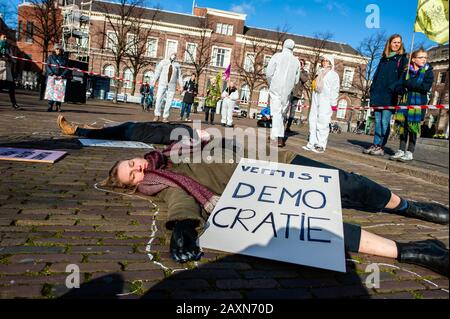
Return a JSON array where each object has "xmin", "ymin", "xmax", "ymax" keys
[{"xmin": 0, "ymin": 138, "xmax": 83, "ymax": 150}]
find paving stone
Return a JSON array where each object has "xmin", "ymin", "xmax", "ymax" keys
[
  {"xmin": 374, "ymin": 280, "xmax": 427, "ymax": 293},
  {"xmin": 216, "ymin": 279, "xmax": 279, "ymax": 290},
  {"xmin": 8, "ymin": 254, "xmax": 82, "ymax": 264},
  {"xmin": 0, "ymin": 263, "xmax": 46, "ymax": 275},
  {"xmin": 245, "ymin": 288, "xmax": 312, "ymax": 299},
  {"xmin": 0, "ymin": 246, "xmax": 66, "ymax": 254},
  {"xmin": 311, "ymin": 285, "xmax": 373, "ymax": 298},
  {"xmin": 170, "ymin": 290, "xmax": 243, "ymax": 299},
  {"xmin": 0, "ymin": 285, "xmax": 44, "ymax": 299}
]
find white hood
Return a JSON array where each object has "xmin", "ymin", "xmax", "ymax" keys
[{"xmin": 322, "ymin": 54, "xmax": 335, "ymax": 70}]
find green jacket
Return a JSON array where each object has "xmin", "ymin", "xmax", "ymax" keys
[
  {"xmin": 155, "ymin": 147, "xmax": 297, "ymax": 231},
  {"xmin": 205, "ymin": 83, "xmax": 221, "ymax": 108}
]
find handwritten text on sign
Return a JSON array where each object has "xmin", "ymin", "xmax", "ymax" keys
[{"xmin": 199, "ymin": 158, "xmax": 346, "ymax": 272}]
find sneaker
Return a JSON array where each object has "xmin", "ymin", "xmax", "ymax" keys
[
  {"xmin": 57, "ymin": 115, "xmax": 78, "ymax": 135},
  {"xmin": 185, "ymin": 118, "xmax": 192, "ymax": 122},
  {"xmin": 312, "ymin": 146, "xmax": 325, "ymax": 154},
  {"xmin": 390, "ymin": 150, "xmax": 405, "ymax": 161},
  {"xmin": 363, "ymin": 145, "xmax": 377, "ymax": 154},
  {"xmin": 302, "ymin": 143, "xmax": 315, "ymax": 151},
  {"xmin": 12, "ymin": 103, "xmax": 20, "ymax": 110},
  {"xmin": 162, "ymin": 118, "xmax": 170, "ymax": 123},
  {"xmin": 153, "ymin": 116, "xmax": 160, "ymax": 122},
  {"xmin": 371, "ymin": 146, "xmax": 385, "ymax": 156},
  {"xmin": 278, "ymin": 137, "xmax": 286, "ymax": 148},
  {"xmin": 398, "ymin": 151, "xmax": 413, "ymax": 162}
]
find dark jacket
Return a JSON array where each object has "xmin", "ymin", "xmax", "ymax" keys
[
  {"xmin": 140, "ymin": 84, "xmax": 151, "ymax": 95},
  {"xmin": 370, "ymin": 53, "xmax": 408, "ymax": 108},
  {"xmin": 182, "ymin": 80, "xmax": 198, "ymax": 104},
  {"xmin": 292, "ymin": 69, "xmax": 309, "ymax": 99},
  {"xmin": 46, "ymin": 53, "xmax": 68, "ymax": 78}
]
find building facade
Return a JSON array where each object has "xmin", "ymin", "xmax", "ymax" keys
[{"xmin": 16, "ymin": 0, "xmax": 368, "ymax": 121}]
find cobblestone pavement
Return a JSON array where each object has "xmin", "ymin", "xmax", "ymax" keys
[{"xmin": 0, "ymin": 92, "xmax": 448, "ymax": 299}]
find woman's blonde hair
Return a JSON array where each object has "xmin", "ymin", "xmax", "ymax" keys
[
  {"xmin": 411, "ymin": 47, "xmax": 428, "ymax": 60},
  {"xmin": 99, "ymin": 160, "xmax": 138, "ymax": 194},
  {"xmin": 383, "ymin": 34, "xmax": 405, "ymax": 57}
]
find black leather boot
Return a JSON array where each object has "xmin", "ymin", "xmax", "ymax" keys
[
  {"xmin": 397, "ymin": 240, "xmax": 449, "ymax": 277},
  {"xmin": 402, "ymin": 201, "xmax": 449, "ymax": 225}
]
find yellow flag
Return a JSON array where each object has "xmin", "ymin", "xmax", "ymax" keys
[{"xmin": 414, "ymin": 0, "xmax": 449, "ymax": 44}]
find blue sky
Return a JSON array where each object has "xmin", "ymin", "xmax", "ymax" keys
[{"xmin": 4, "ymin": 0, "xmax": 439, "ymax": 50}]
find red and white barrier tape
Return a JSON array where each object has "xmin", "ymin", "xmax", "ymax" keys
[{"xmin": 11, "ymin": 56, "xmax": 449, "ymax": 111}]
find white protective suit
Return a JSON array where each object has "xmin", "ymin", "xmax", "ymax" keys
[
  {"xmin": 221, "ymin": 87, "xmax": 239, "ymax": 126},
  {"xmin": 152, "ymin": 57, "xmax": 184, "ymax": 119},
  {"xmin": 265, "ymin": 39, "xmax": 301, "ymax": 140},
  {"xmin": 307, "ymin": 54, "xmax": 340, "ymax": 150}
]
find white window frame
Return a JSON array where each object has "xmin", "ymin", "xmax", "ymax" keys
[
  {"xmin": 216, "ymin": 23, "xmax": 223, "ymax": 34},
  {"xmin": 244, "ymin": 53, "xmax": 255, "ymax": 73},
  {"xmin": 106, "ymin": 31, "xmax": 118, "ymax": 51},
  {"xmin": 258, "ymin": 87, "xmax": 269, "ymax": 107},
  {"xmin": 123, "ymin": 68, "xmax": 134, "ymax": 89},
  {"xmin": 184, "ymin": 42, "xmax": 197, "ymax": 64},
  {"xmin": 146, "ymin": 37, "xmax": 158, "ymax": 58},
  {"xmin": 165, "ymin": 39, "xmax": 178, "ymax": 59},
  {"xmin": 337, "ymin": 99, "xmax": 347, "ymax": 119},
  {"xmin": 227, "ymin": 25, "xmax": 234, "ymax": 36},
  {"xmin": 342, "ymin": 67, "xmax": 355, "ymax": 88},
  {"xmin": 240, "ymin": 84, "xmax": 250, "ymax": 104},
  {"xmin": 126, "ymin": 33, "xmax": 137, "ymax": 54},
  {"xmin": 211, "ymin": 46, "xmax": 232, "ymax": 68},
  {"xmin": 103, "ymin": 65, "xmax": 115, "ymax": 87}
]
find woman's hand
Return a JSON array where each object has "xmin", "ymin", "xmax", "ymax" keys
[{"xmin": 170, "ymin": 219, "xmax": 203, "ymax": 263}]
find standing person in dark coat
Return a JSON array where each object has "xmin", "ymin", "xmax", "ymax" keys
[
  {"xmin": 0, "ymin": 32, "xmax": 20, "ymax": 109},
  {"xmin": 286, "ymin": 58, "xmax": 309, "ymax": 133},
  {"xmin": 363, "ymin": 34, "xmax": 408, "ymax": 156},
  {"xmin": 181, "ymin": 73, "xmax": 198, "ymax": 122},
  {"xmin": 45, "ymin": 44, "xmax": 69, "ymax": 112}
]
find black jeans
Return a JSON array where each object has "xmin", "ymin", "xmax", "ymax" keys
[
  {"xmin": 75, "ymin": 122, "xmax": 196, "ymax": 145},
  {"xmin": 0, "ymin": 80, "xmax": 17, "ymax": 105},
  {"xmin": 399, "ymin": 119, "xmax": 418, "ymax": 153},
  {"xmin": 290, "ymin": 155, "xmax": 392, "ymax": 252},
  {"xmin": 204, "ymin": 107, "xmax": 216, "ymax": 123}
]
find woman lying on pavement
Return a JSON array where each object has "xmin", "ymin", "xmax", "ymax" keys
[
  {"xmin": 100, "ymin": 137, "xmax": 449, "ymax": 276},
  {"xmin": 57, "ymin": 115, "xmax": 211, "ymax": 145}
]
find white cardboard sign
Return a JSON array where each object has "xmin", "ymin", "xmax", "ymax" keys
[
  {"xmin": 199, "ymin": 158, "xmax": 346, "ymax": 272},
  {"xmin": 79, "ymin": 139, "xmax": 154, "ymax": 149}
]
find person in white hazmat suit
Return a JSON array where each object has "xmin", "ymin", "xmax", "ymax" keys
[
  {"xmin": 303, "ymin": 55, "xmax": 340, "ymax": 154},
  {"xmin": 152, "ymin": 53, "xmax": 184, "ymax": 122},
  {"xmin": 265, "ymin": 39, "xmax": 301, "ymax": 147},
  {"xmin": 221, "ymin": 81, "xmax": 239, "ymax": 127}
]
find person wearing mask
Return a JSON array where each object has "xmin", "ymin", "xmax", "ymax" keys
[
  {"xmin": 221, "ymin": 81, "xmax": 239, "ymax": 127},
  {"xmin": 181, "ymin": 73, "xmax": 198, "ymax": 122},
  {"xmin": 266, "ymin": 39, "xmax": 301, "ymax": 147},
  {"xmin": 286, "ymin": 58, "xmax": 309, "ymax": 133},
  {"xmin": 303, "ymin": 55, "xmax": 340, "ymax": 154},
  {"xmin": 363, "ymin": 34, "xmax": 408, "ymax": 156},
  {"xmin": 0, "ymin": 32, "xmax": 20, "ymax": 109},
  {"xmin": 45, "ymin": 44, "xmax": 69, "ymax": 112},
  {"xmin": 390, "ymin": 48, "xmax": 434, "ymax": 162},
  {"xmin": 152, "ymin": 53, "xmax": 184, "ymax": 123}
]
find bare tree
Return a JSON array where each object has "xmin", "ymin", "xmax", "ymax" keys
[
  {"xmin": 354, "ymin": 31, "xmax": 386, "ymax": 107},
  {"xmin": 124, "ymin": 6, "xmax": 160, "ymax": 95},
  {"xmin": 235, "ymin": 25, "xmax": 289, "ymax": 116},
  {"xmin": 97, "ymin": 0, "xmax": 147, "ymax": 102},
  {"xmin": 182, "ymin": 18, "xmax": 215, "ymax": 94},
  {"xmin": 302, "ymin": 32, "xmax": 334, "ymax": 106}
]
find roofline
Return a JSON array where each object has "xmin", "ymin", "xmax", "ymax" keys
[{"xmin": 203, "ymin": 7, "xmax": 247, "ymax": 20}]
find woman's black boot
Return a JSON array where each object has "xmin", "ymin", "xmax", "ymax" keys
[
  {"xmin": 396, "ymin": 240, "xmax": 449, "ymax": 277},
  {"xmin": 402, "ymin": 201, "xmax": 449, "ymax": 225}
]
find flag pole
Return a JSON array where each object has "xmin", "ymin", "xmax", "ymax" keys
[{"xmin": 406, "ymin": 30, "xmax": 416, "ymax": 78}]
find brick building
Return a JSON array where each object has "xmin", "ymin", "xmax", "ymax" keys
[{"xmin": 16, "ymin": 0, "xmax": 368, "ymax": 121}]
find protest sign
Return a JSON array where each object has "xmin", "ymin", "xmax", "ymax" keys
[
  {"xmin": 199, "ymin": 158, "xmax": 346, "ymax": 272},
  {"xmin": 0, "ymin": 148, "xmax": 67, "ymax": 163}
]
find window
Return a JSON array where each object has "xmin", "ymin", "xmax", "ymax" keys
[
  {"xmin": 106, "ymin": 31, "xmax": 118, "ymax": 51},
  {"xmin": 185, "ymin": 43, "xmax": 197, "ymax": 63},
  {"xmin": 258, "ymin": 87, "xmax": 269, "ymax": 107},
  {"xmin": 143, "ymin": 71, "xmax": 154, "ymax": 85},
  {"xmin": 126, "ymin": 34, "xmax": 137, "ymax": 54},
  {"xmin": 212, "ymin": 47, "xmax": 231, "ymax": 68},
  {"xmin": 165, "ymin": 40, "xmax": 178, "ymax": 59},
  {"xmin": 244, "ymin": 53, "xmax": 255, "ymax": 72},
  {"xmin": 146, "ymin": 38, "xmax": 158, "ymax": 58},
  {"xmin": 17, "ymin": 21, "xmax": 22, "ymax": 41},
  {"xmin": 337, "ymin": 99, "xmax": 347, "ymax": 119},
  {"xmin": 240, "ymin": 84, "xmax": 250, "ymax": 104},
  {"xmin": 123, "ymin": 68, "xmax": 134, "ymax": 89},
  {"xmin": 263, "ymin": 55, "xmax": 272, "ymax": 71},
  {"xmin": 438, "ymin": 72, "xmax": 447, "ymax": 84},
  {"xmin": 342, "ymin": 67, "xmax": 355, "ymax": 88},
  {"xmin": 103, "ymin": 65, "xmax": 115, "ymax": 87},
  {"xmin": 26, "ymin": 21, "xmax": 33, "ymax": 43},
  {"xmin": 216, "ymin": 23, "xmax": 233, "ymax": 36},
  {"xmin": 304, "ymin": 61, "xmax": 311, "ymax": 72},
  {"xmin": 77, "ymin": 36, "xmax": 89, "ymax": 49}
]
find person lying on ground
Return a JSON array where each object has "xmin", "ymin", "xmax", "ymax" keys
[
  {"xmin": 101, "ymin": 140, "xmax": 449, "ymax": 276},
  {"xmin": 57, "ymin": 115, "xmax": 211, "ymax": 145}
]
